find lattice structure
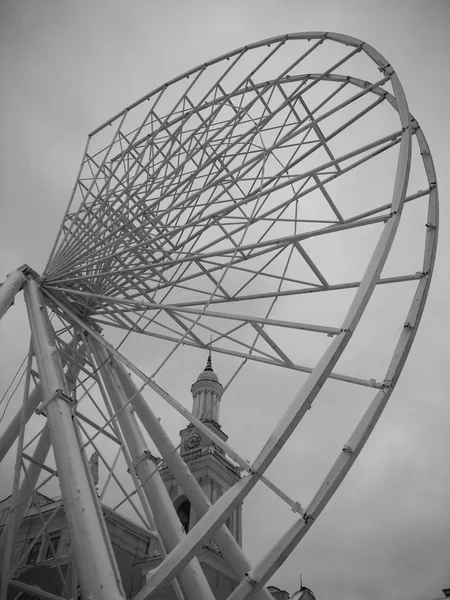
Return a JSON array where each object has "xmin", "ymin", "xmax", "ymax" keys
[{"xmin": 0, "ymin": 32, "xmax": 438, "ymax": 600}]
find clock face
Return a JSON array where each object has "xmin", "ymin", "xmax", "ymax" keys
[{"xmin": 184, "ymin": 433, "xmax": 201, "ymax": 451}]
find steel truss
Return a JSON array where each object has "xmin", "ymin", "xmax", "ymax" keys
[{"xmin": 0, "ymin": 32, "xmax": 438, "ymax": 600}]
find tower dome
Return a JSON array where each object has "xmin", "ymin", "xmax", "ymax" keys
[
  {"xmin": 190, "ymin": 351, "xmax": 223, "ymax": 424},
  {"xmin": 195, "ymin": 352, "xmax": 219, "ymax": 382}
]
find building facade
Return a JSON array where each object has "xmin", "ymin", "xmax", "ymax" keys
[{"xmin": 0, "ymin": 492, "xmax": 151, "ymax": 599}]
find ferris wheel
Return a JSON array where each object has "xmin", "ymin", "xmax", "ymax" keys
[{"xmin": 0, "ymin": 32, "xmax": 438, "ymax": 600}]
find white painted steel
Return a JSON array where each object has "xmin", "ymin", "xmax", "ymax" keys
[
  {"xmin": 0, "ymin": 268, "xmax": 26, "ymax": 321},
  {"xmin": 0, "ymin": 31, "xmax": 438, "ymax": 600},
  {"xmin": 0, "ymin": 344, "xmax": 81, "ymax": 462},
  {"xmin": 91, "ymin": 338, "xmax": 215, "ymax": 600},
  {"xmin": 23, "ymin": 279, "xmax": 124, "ymax": 600},
  {"xmin": 0, "ymin": 347, "xmax": 32, "ymax": 600},
  {"xmin": 134, "ymin": 478, "xmax": 251, "ymax": 600},
  {"xmin": 0, "ymin": 340, "xmax": 85, "ymax": 591},
  {"xmin": 8, "ymin": 579, "xmax": 67, "ymax": 600},
  {"xmin": 0, "ymin": 385, "xmax": 43, "ymax": 462},
  {"xmin": 0, "ymin": 426, "xmax": 51, "ymax": 568},
  {"xmin": 114, "ymin": 356, "xmax": 275, "ymax": 600}
]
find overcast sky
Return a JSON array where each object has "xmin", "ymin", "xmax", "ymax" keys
[{"xmin": 0, "ymin": 2, "xmax": 449, "ymax": 600}]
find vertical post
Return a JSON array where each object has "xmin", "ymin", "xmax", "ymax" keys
[
  {"xmin": 113, "ymin": 357, "xmax": 274, "ymax": 600},
  {"xmin": 0, "ymin": 386, "xmax": 43, "ymax": 462},
  {"xmin": 0, "ymin": 426, "xmax": 51, "ymax": 566},
  {"xmin": 0, "ymin": 268, "xmax": 26, "ymax": 321},
  {"xmin": 0, "ymin": 338, "xmax": 84, "ymax": 563},
  {"xmin": 0, "ymin": 346, "xmax": 32, "ymax": 600},
  {"xmin": 23, "ymin": 279, "xmax": 123, "ymax": 600},
  {"xmin": 90, "ymin": 338, "xmax": 215, "ymax": 600},
  {"xmin": 0, "ymin": 345, "xmax": 80, "ymax": 463}
]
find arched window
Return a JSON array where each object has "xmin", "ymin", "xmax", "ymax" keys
[{"xmin": 174, "ymin": 497, "xmax": 191, "ymax": 533}]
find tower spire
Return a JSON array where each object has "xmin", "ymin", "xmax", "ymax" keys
[
  {"xmin": 205, "ymin": 346, "xmax": 213, "ymax": 372},
  {"xmin": 190, "ymin": 348, "xmax": 222, "ymax": 424}
]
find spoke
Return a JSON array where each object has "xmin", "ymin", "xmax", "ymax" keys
[
  {"xmin": 1, "ymin": 32, "xmax": 438, "ymax": 600},
  {"xmin": 45, "ymin": 211, "xmax": 392, "ymax": 286},
  {"xmin": 46, "ymin": 51, "xmax": 387, "ymax": 282}
]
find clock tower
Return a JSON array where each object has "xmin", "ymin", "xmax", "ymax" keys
[
  {"xmin": 180, "ymin": 352, "xmax": 227, "ymax": 457},
  {"xmin": 158, "ymin": 352, "xmax": 243, "ymax": 597}
]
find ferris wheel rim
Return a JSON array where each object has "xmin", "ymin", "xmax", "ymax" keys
[{"xmin": 0, "ymin": 31, "xmax": 439, "ymax": 600}]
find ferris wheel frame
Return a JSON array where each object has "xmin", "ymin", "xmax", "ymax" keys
[{"xmin": 0, "ymin": 31, "xmax": 438, "ymax": 600}]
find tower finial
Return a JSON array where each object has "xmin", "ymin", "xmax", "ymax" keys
[{"xmin": 205, "ymin": 338, "xmax": 213, "ymax": 371}]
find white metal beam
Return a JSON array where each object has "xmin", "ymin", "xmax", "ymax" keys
[
  {"xmin": 23, "ymin": 279, "xmax": 124, "ymax": 600},
  {"xmin": 91, "ymin": 338, "xmax": 215, "ymax": 600},
  {"xmin": 114, "ymin": 357, "xmax": 275, "ymax": 600},
  {"xmin": 0, "ymin": 268, "xmax": 26, "ymax": 321}
]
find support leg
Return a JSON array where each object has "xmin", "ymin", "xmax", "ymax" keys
[
  {"xmin": 24, "ymin": 279, "xmax": 123, "ymax": 600},
  {"xmin": 0, "ymin": 346, "xmax": 32, "ymax": 600},
  {"xmin": 0, "ymin": 426, "xmax": 51, "ymax": 566},
  {"xmin": 0, "ymin": 268, "xmax": 26, "ymax": 321},
  {"xmin": 0, "ymin": 342, "xmax": 82, "ymax": 463},
  {"xmin": 0, "ymin": 385, "xmax": 43, "ymax": 463},
  {"xmin": 0, "ymin": 339, "xmax": 85, "ymax": 563},
  {"xmin": 114, "ymin": 358, "xmax": 274, "ymax": 600},
  {"xmin": 90, "ymin": 338, "xmax": 215, "ymax": 600}
]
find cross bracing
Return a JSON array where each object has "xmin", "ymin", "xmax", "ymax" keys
[{"xmin": 0, "ymin": 32, "xmax": 438, "ymax": 600}]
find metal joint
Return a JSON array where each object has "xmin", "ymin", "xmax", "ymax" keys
[
  {"xmin": 244, "ymin": 573, "xmax": 258, "ymax": 587},
  {"xmin": 35, "ymin": 388, "xmax": 74, "ymax": 415},
  {"xmin": 303, "ymin": 512, "xmax": 315, "ymax": 524},
  {"xmin": 378, "ymin": 62, "xmax": 393, "ymax": 76},
  {"xmin": 133, "ymin": 450, "xmax": 154, "ymax": 470},
  {"xmin": 19, "ymin": 264, "xmax": 41, "ymax": 281},
  {"xmin": 290, "ymin": 501, "xmax": 304, "ymax": 514}
]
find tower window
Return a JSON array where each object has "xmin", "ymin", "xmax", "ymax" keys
[{"xmin": 176, "ymin": 499, "xmax": 191, "ymax": 533}]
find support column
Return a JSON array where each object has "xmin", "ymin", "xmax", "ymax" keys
[
  {"xmin": 0, "ymin": 338, "xmax": 85, "ymax": 564},
  {"xmin": 0, "ymin": 385, "xmax": 43, "ymax": 463},
  {"xmin": 0, "ymin": 426, "xmax": 51, "ymax": 566},
  {"xmin": 0, "ymin": 346, "xmax": 80, "ymax": 463},
  {"xmin": 0, "ymin": 268, "xmax": 26, "ymax": 321},
  {"xmin": 23, "ymin": 279, "xmax": 123, "ymax": 600},
  {"xmin": 0, "ymin": 339, "xmax": 84, "ymax": 563},
  {"xmin": 113, "ymin": 356, "xmax": 274, "ymax": 600},
  {"xmin": 90, "ymin": 339, "xmax": 215, "ymax": 600}
]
